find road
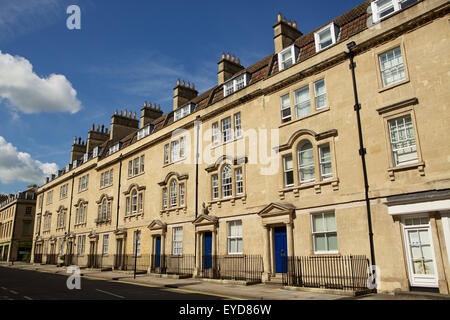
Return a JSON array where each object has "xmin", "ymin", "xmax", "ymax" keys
[{"xmin": 0, "ymin": 266, "xmax": 225, "ymax": 300}]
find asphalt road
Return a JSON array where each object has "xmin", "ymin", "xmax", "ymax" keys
[{"xmin": 0, "ymin": 266, "xmax": 225, "ymax": 300}]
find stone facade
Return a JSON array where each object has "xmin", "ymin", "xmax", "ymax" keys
[{"xmin": 31, "ymin": 0, "xmax": 450, "ymax": 294}]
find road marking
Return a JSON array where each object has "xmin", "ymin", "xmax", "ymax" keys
[
  {"xmin": 24, "ymin": 296, "xmax": 33, "ymax": 300},
  {"xmin": 8, "ymin": 290, "xmax": 18, "ymax": 295},
  {"xmin": 95, "ymin": 289, "xmax": 125, "ymax": 299},
  {"xmin": 0, "ymin": 287, "xmax": 6, "ymax": 290}
]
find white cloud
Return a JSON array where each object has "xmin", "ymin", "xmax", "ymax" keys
[
  {"xmin": 0, "ymin": 50, "xmax": 82, "ymax": 114},
  {"xmin": 0, "ymin": 136, "xmax": 58, "ymax": 185}
]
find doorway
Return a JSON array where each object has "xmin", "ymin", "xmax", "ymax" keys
[
  {"xmin": 274, "ymin": 226, "xmax": 287, "ymax": 273},
  {"xmin": 403, "ymin": 216, "xmax": 439, "ymax": 289},
  {"xmin": 203, "ymin": 232, "xmax": 212, "ymax": 270}
]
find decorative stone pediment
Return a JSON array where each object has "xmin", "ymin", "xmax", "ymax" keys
[
  {"xmin": 193, "ymin": 214, "xmax": 218, "ymax": 232},
  {"xmin": 277, "ymin": 129, "xmax": 338, "ymax": 152},
  {"xmin": 88, "ymin": 231, "xmax": 99, "ymax": 241},
  {"xmin": 158, "ymin": 172, "xmax": 189, "ymax": 186},
  {"xmin": 96, "ymin": 194, "xmax": 113, "ymax": 204},
  {"xmin": 114, "ymin": 228, "xmax": 127, "ymax": 239},
  {"xmin": 205, "ymin": 155, "xmax": 248, "ymax": 173},
  {"xmin": 74, "ymin": 198, "xmax": 88, "ymax": 207},
  {"xmin": 56, "ymin": 205, "xmax": 66, "ymax": 213},
  {"xmin": 147, "ymin": 220, "xmax": 167, "ymax": 235},
  {"xmin": 123, "ymin": 183, "xmax": 146, "ymax": 195},
  {"xmin": 258, "ymin": 202, "xmax": 295, "ymax": 226}
]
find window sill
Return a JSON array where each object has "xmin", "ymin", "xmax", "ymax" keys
[
  {"xmin": 78, "ymin": 189, "xmax": 88, "ymax": 194},
  {"xmin": 388, "ymin": 161, "xmax": 425, "ymax": 181},
  {"xmin": 378, "ymin": 78, "xmax": 410, "ymax": 93},
  {"xmin": 99, "ymin": 184, "xmax": 113, "ymax": 191},
  {"xmin": 124, "ymin": 212, "xmax": 144, "ymax": 220},
  {"xmin": 313, "ymin": 251, "xmax": 340, "ymax": 256},
  {"xmin": 211, "ymin": 135, "xmax": 243, "ymax": 150},
  {"xmin": 279, "ymin": 178, "xmax": 339, "ymax": 200},
  {"xmin": 160, "ymin": 206, "xmax": 187, "ymax": 216},
  {"xmin": 208, "ymin": 194, "xmax": 247, "ymax": 208},
  {"xmin": 279, "ymin": 107, "xmax": 330, "ymax": 128},
  {"xmin": 95, "ymin": 219, "xmax": 111, "ymax": 225},
  {"xmin": 163, "ymin": 157, "xmax": 187, "ymax": 168},
  {"xmin": 128, "ymin": 172, "xmax": 145, "ymax": 180}
]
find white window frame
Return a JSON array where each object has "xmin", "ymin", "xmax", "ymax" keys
[
  {"xmin": 283, "ymin": 154, "xmax": 294, "ymax": 187},
  {"xmin": 223, "ymin": 74, "xmax": 250, "ymax": 97},
  {"xmin": 172, "ymin": 227, "xmax": 183, "ymax": 256},
  {"xmin": 277, "ymin": 45, "xmax": 296, "ymax": 71},
  {"xmin": 221, "ymin": 165, "xmax": 232, "ymax": 198},
  {"xmin": 371, "ymin": 0, "xmax": 417, "ymax": 23},
  {"xmin": 235, "ymin": 167, "xmax": 243, "ymax": 195},
  {"xmin": 311, "ymin": 212, "xmax": 338, "ymax": 254},
  {"xmin": 280, "ymin": 94, "xmax": 291, "ymax": 121},
  {"xmin": 388, "ymin": 114, "xmax": 418, "ymax": 167},
  {"xmin": 169, "ymin": 180, "xmax": 178, "ymax": 207},
  {"xmin": 234, "ymin": 113, "xmax": 242, "ymax": 139},
  {"xmin": 314, "ymin": 79, "xmax": 327, "ymax": 110},
  {"xmin": 164, "ymin": 144, "xmax": 170, "ymax": 164},
  {"xmin": 294, "ymin": 86, "xmax": 311, "ymax": 119},
  {"xmin": 379, "ymin": 46, "xmax": 406, "ymax": 87},
  {"xmin": 211, "ymin": 174, "xmax": 219, "ymax": 200},
  {"xmin": 227, "ymin": 220, "xmax": 243, "ymax": 255},
  {"xmin": 221, "ymin": 117, "xmax": 232, "ymax": 143},
  {"xmin": 103, "ymin": 235, "xmax": 109, "ymax": 255},
  {"xmin": 319, "ymin": 144, "xmax": 333, "ymax": 180},
  {"xmin": 314, "ymin": 23, "xmax": 339, "ymax": 53},
  {"xmin": 179, "ymin": 183, "xmax": 185, "ymax": 207}
]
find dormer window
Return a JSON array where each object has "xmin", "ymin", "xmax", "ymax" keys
[
  {"xmin": 65, "ymin": 164, "xmax": 71, "ymax": 172},
  {"xmin": 371, "ymin": 0, "xmax": 417, "ymax": 23},
  {"xmin": 109, "ymin": 143, "xmax": 121, "ymax": 155},
  {"xmin": 174, "ymin": 103, "xmax": 196, "ymax": 122},
  {"xmin": 314, "ymin": 23, "xmax": 339, "ymax": 52},
  {"xmin": 223, "ymin": 73, "xmax": 250, "ymax": 97},
  {"xmin": 277, "ymin": 45, "xmax": 299, "ymax": 71},
  {"xmin": 72, "ymin": 160, "xmax": 78, "ymax": 169},
  {"xmin": 83, "ymin": 153, "xmax": 89, "ymax": 163},
  {"xmin": 137, "ymin": 124, "xmax": 154, "ymax": 140},
  {"xmin": 93, "ymin": 146, "xmax": 100, "ymax": 158}
]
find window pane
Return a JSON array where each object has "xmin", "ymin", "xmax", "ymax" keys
[
  {"xmin": 221, "ymin": 117, "xmax": 232, "ymax": 142},
  {"xmin": 324, "ymin": 212, "xmax": 336, "ymax": 231},
  {"xmin": 314, "ymin": 234, "xmax": 327, "ymax": 251},
  {"xmin": 312, "ymin": 214, "xmax": 324, "ymax": 233},
  {"xmin": 281, "ymin": 94, "xmax": 291, "ymax": 120},
  {"xmin": 298, "ymin": 141, "xmax": 315, "ymax": 182},
  {"xmin": 294, "ymin": 87, "xmax": 311, "ymax": 118},
  {"xmin": 314, "ymin": 79, "xmax": 327, "ymax": 109},
  {"xmin": 327, "ymin": 233, "xmax": 338, "ymax": 251},
  {"xmin": 379, "ymin": 47, "xmax": 405, "ymax": 87},
  {"xmin": 388, "ymin": 115, "xmax": 418, "ymax": 166}
]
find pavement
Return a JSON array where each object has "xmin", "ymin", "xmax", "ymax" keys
[{"xmin": 1, "ymin": 261, "xmax": 449, "ymax": 300}]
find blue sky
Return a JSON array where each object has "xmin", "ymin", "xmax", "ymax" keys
[{"xmin": 0, "ymin": 0, "xmax": 364, "ymax": 194}]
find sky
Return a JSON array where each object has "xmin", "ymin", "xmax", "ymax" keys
[{"xmin": 0, "ymin": 0, "xmax": 365, "ymax": 194}]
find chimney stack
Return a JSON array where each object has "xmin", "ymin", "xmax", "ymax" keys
[
  {"xmin": 217, "ymin": 53, "xmax": 245, "ymax": 85},
  {"xmin": 173, "ymin": 80, "xmax": 198, "ymax": 110},
  {"xmin": 273, "ymin": 13, "xmax": 302, "ymax": 52},
  {"xmin": 70, "ymin": 136, "xmax": 86, "ymax": 163},
  {"xmin": 110, "ymin": 109, "xmax": 140, "ymax": 141},
  {"xmin": 141, "ymin": 102, "xmax": 164, "ymax": 128},
  {"xmin": 86, "ymin": 124, "xmax": 110, "ymax": 153}
]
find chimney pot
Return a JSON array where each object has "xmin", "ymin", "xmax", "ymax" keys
[
  {"xmin": 101, "ymin": 125, "xmax": 104, "ymax": 132},
  {"xmin": 277, "ymin": 12, "xmax": 282, "ymax": 22}
]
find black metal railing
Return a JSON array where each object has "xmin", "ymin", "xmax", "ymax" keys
[
  {"xmin": 33, "ymin": 254, "xmax": 42, "ymax": 263},
  {"xmin": 281, "ymin": 255, "xmax": 371, "ymax": 292},
  {"xmin": 114, "ymin": 254, "xmax": 150, "ymax": 272},
  {"xmin": 150, "ymin": 254, "xmax": 195, "ymax": 277},
  {"xmin": 199, "ymin": 255, "xmax": 263, "ymax": 283},
  {"xmin": 45, "ymin": 254, "xmax": 57, "ymax": 265}
]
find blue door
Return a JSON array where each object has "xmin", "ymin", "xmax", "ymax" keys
[
  {"xmin": 203, "ymin": 232, "xmax": 212, "ymax": 269},
  {"xmin": 274, "ymin": 226, "xmax": 288, "ymax": 273},
  {"xmin": 155, "ymin": 237, "xmax": 161, "ymax": 267}
]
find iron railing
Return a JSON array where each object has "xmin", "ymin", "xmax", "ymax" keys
[
  {"xmin": 199, "ymin": 255, "xmax": 263, "ymax": 283},
  {"xmin": 150, "ymin": 254, "xmax": 195, "ymax": 277},
  {"xmin": 114, "ymin": 254, "xmax": 150, "ymax": 272},
  {"xmin": 33, "ymin": 254, "xmax": 42, "ymax": 263},
  {"xmin": 281, "ymin": 255, "xmax": 371, "ymax": 292}
]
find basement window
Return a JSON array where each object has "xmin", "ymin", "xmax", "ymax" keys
[
  {"xmin": 277, "ymin": 45, "xmax": 300, "ymax": 71},
  {"xmin": 371, "ymin": 0, "xmax": 418, "ymax": 23},
  {"xmin": 223, "ymin": 73, "xmax": 250, "ymax": 97},
  {"xmin": 137, "ymin": 124, "xmax": 154, "ymax": 140},
  {"xmin": 174, "ymin": 103, "xmax": 196, "ymax": 122},
  {"xmin": 314, "ymin": 23, "xmax": 339, "ymax": 52}
]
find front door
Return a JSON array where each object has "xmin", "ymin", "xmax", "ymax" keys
[
  {"xmin": 155, "ymin": 237, "xmax": 161, "ymax": 268},
  {"xmin": 203, "ymin": 232, "xmax": 212, "ymax": 269},
  {"xmin": 88, "ymin": 242, "xmax": 96, "ymax": 267},
  {"xmin": 116, "ymin": 239, "xmax": 123, "ymax": 268},
  {"xmin": 274, "ymin": 226, "xmax": 288, "ymax": 273},
  {"xmin": 403, "ymin": 216, "xmax": 439, "ymax": 288}
]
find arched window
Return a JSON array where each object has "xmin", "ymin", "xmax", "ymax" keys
[
  {"xmin": 102, "ymin": 199, "xmax": 107, "ymax": 220},
  {"xmin": 222, "ymin": 164, "xmax": 232, "ymax": 198},
  {"xmin": 131, "ymin": 189, "xmax": 138, "ymax": 213},
  {"xmin": 298, "ymin": 141, "xmax": 315, "ymax": 183},
  {"xmin": 170, "ymin": 180, "xmax": 178, "ymax": 207}
]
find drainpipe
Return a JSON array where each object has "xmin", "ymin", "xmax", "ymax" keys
[
  {"xmin": 66, "ymin": 174, "xmax": 75, "ymax": 256},
  {"xmin": 116, "ymin": 154, "xmax": 123, "ymax": 231},
  {"xmin": 194, "ymin": 116, "xmax": 201, "ymax": 269},
  {"xmin": 346, "ymin": 41, "xmax": 377, "ymax": 290}
]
